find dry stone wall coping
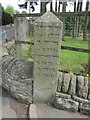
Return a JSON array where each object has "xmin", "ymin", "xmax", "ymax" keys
[{"xmin": 2, "ymin": 55, "xmax": 33, "ymax": 104}]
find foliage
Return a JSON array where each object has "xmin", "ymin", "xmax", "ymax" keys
[
  {"xmin": 2, "ymin": 11, "xmax": 14, "ymax": 25},
  {"xmin": 1, "ymin": 4, "xmax": 14, "ymax": 25},
  {"xmin": 22, "ymin": 36, "xmax": 34, "ymax": 60},
  {"xmin": 65, "ymin": 16, "xmax": 74, "ymax": 35},
  {"xmin": 5, "ymin": 5, "xmax": 15, "ymax": 16},
  {"xmin": 22, "ymin": 44, "xmax": 34, "ymax": 60},
  {"xmin": 65, "ymin": 16, "xmax": 89, "ymax": 37}
]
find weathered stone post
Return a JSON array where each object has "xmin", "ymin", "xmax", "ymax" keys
[
  {"xmin": 14, "ymin": 17, "xmax": 27, "ymax": 58},
  {"xmin": 33, "ymin": 12, "xmax": 63, "ymax": 103},
  {"xmin": 14, "ymin": 17, "xmax": 22, "ymax": 58}
]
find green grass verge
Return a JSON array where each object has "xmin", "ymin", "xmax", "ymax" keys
[
  {"xmin": 62, "ymin": 36, "xmax": 88, "ymax": 49},
  {"xmin": 60, "ymin": 50, "xmax": 88, "ymax": 75},
  {"xmin": 60, "ymin": 36, "xmax": 88, "ymax": 75}
]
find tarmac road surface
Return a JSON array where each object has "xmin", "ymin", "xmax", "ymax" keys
[
  {"xmin": 1, "ymin": 87, "xmax": 29, "ymax": 118},
  {"xmin": 29, "ymin": 104, "xmax": 89, "ymax": 118}
]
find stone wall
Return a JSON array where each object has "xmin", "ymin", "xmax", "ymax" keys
[
  {"xmin": 2, "ymin": 55, "xmax": 33, "ymax": 104},
  {"xmin": 54, "ymin": 72, "xmax": 90, "ymax": 115},
  {"xmin": 2, "ymin": 55, "xmax": 90, "ymax": 115}
]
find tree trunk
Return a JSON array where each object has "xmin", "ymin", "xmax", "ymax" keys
[
  {"xmin": 83, "ymin": 0, "xmax": 89, "ymax": 41},
  {"xmin": 72, "ymin": 1, "xmax": 77, "ymax": 37},
  {"xmin": 62, "ymin": 2, "xmax": 67, "ymax": 40},
  {"xmin": 50, "ymin": 1, "xmax": 53, "ymax": 12},
  {"xmin": 55, "ymin": 0, "xmax": 57, "ymax": 12},
  {"xmin": 83, "ymin": 17, "xmax": 88, "ymax": 41},
  {"xmin": 75, "ymin": 2, "xmax": 80, "ymax": 37},
  {"xmin": 72, "ymin": 2, "xmax": 82, "ymax": 37},
  {"xmin": 40, "ymin": 2, "xmax": 47, "ymax": 13},
  {"xmin": 77, "ymin": 2, "xmax": 82, "ymax": 36},
  {"xmin": 58, "ymin": 2, "xmax": 62, "ymax": 13}
]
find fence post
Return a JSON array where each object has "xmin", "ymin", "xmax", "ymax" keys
[
  {"xmin": 14, "ymin": 17, "xmax": 22, "ymax": 59},
  {"xmin": 33, "ymin": 12, "xmax": 63, "ymax": 103}
]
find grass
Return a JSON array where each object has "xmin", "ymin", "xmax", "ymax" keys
[
  {"xmin": 22, "ymin": 35, "xmax": 88, "ymax": 75},
  {"xmin": 60, "ymin": 36, "xmax": 88, "ymax": 75},
  {"xmin": 60, "ymin": 50, "xmax": 88, "ymax": 75},
  {"xmin": 62, "ymin": 36, "xmax": 88, "ymax": 49}
]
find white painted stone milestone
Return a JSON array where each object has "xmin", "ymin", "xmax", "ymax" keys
[{"xmin": 33, "ymin": 12, "xmax": 63, "ymax": 103}]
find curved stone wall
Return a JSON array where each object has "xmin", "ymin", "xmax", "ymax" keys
[
  {"xmin": 54, "ymin": 72, "xmax": 90, "ymax": 115},
  {"xmin": 2, "ymin": 55, "xmax": 33, "ymax": 104}
]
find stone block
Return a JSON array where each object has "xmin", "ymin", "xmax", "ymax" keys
[
  {"xmin": 55, "ymin": 92, "xmax": 71, "ymax": 99},
  {"xmin": 77, "ymin": 76, "xmax": 84, "ymax": 98},
  {"xmin": 2, "ymin": 56, "xmax": 15, "ymax": 71},
  {"xmin": 88, "ymin": 90, "xmax": 90, "ymax": 100},
  {"xmin": 62, "ymin": 73, "xmax": 70, "ymax": 93},
  {"xmin": 11, "ymin": 92, "xmax": 32, "ymax": 104},
  {"xmin": 54, "ymin": 97, "xmax": 79, "ymax": 112},
  {"xmin": 24, "ymin": 78, "xmax": 33, "ymax": 85},
  {"xmin": 6, "ymin": 58, "xmax": 18, "ymax": 74},
  {"xmin": 57, "ymin": 72, "xmax": 63, "ymax": 92},
  {"xmin": 83, "ymin": 77, "xmax": 88, "ymax": 99},
  {"xmin": 2, "ymin": 82, "xmax": 11, "ymax": 91},
  {"xmin": 77, "ymin": 76, "xmax": 88, "ymax": 99},
  {"xmin": 79, "ymin": 103, "xmax": 90, "ymax": 115},
  {"xmin": 72, "ymin": 96, "xmax": 90, "ymax": 104},
  {"xmin": 68, "ymin": 74, "xmax": 76, "ymax": 95}
]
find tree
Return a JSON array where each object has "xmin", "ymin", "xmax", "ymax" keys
[
  {"xmin": 40, "ymin": 2, "xmax": 47, "ymax": 13},
  {"xmin": 62, "ymin": 2, "xmax": 67, "ymax": 40},
  {"xmin": 0, "ymin": 4, "xmax": 14, "ymax": 25},
  {"xmin": 55, "ymin": 0, "xmax": 57, "ymax": 12},
  {"xmin": 2, "ymin": 11, "xmax": 14, "ymax": 25},
  {"xmin": 72, "ymin": 1, "xmax": 83, "ymax": 38},
  {"xmin": 50, "ymin": 1, "xmax": 53, "ymax": 12},
  {"xmin": 5, "ymin": 5, "xmax": 15, "ymax": 16},
  {"xmin": 58, "ymin": 2, "xmax": 62, "ymax": 12},
  {"xmin": 83, "ymin": 0, "xmax": 89, "ymax": 41}
]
